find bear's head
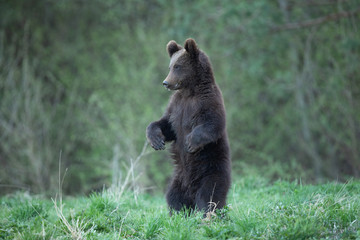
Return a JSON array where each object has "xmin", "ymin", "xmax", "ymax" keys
[{"xmin": 163, "ymin": 38, "xmax": 202, "ymax": 91}]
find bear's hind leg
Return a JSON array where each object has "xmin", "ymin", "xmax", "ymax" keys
[
  {"xmin": 195, "ymin": 176, "xmax": 230, "ymax": 215},
  {"xmin": 166, "ymin": 179, "xmax": 194, "ymax": 215}
]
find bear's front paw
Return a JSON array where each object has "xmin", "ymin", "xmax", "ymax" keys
[
  {"xmin": 185, "ymin": 134, "xmax": 200, "ymax": 153},
  {"xmin": 147, "ymin": 127, "xmax": 165, "ymax": 150}
]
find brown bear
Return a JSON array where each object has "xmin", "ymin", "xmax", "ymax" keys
[{"xmin": 146, "ymin": 38, "xmax": 231, "ymax": 216}]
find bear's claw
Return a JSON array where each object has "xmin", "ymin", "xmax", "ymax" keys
[{"xmin": 151, "ymin": 138, "xmax": 165, "ymax": 150}]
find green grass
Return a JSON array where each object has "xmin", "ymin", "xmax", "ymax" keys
[{"xmin": 1, "ymin": 177, "xmax": 359, "ymax": 239}]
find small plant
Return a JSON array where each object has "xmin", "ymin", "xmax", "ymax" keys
[
  {"xmin": 52, "ymin": 198, "xmax": 95, "ymax": 240},
  {"xmin": 51, "ymin": 153, "xmax": 96, "ymax": 239}
]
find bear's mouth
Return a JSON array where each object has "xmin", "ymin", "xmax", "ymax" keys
[
  {"xmin": 173, "ymin": 83, "xmax": 181, "ymax": 90},
  {"xmin": 163, "ymin": 82, "xmax": 181, "ymax": 91}
]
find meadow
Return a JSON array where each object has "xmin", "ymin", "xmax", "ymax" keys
[
  {"xmin": 1, "ymin": 177, "xmax": 359, "ymax": 239},
  {"xmin": 1, "ymin": 2, "xmax": 360, "ymax": 239},
  {"xmin": 2, "ymin": 0, "xmax": 360, "ymax": 196}
]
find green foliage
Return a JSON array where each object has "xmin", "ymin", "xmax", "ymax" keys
[
  {"xmin": 1, "ymin": 179, "xmax": 360, "ymax": 239},
  {"xmin": 0, "ymin": 0, "xmax": 359, "ymax": 195}
]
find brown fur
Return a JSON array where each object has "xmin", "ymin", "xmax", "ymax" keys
[{"xmin": 146, "ymin": 38, "xmax": 231, "ymax": 215}]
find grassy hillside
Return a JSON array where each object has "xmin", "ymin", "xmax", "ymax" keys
[{"xmin": 1, "ymin": 177, "xmax": 359, "ymax": 239}]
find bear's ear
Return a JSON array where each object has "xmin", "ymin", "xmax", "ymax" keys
[
  {"xmin": 167, "ymin": 40, "xmax": 182, "ymax": 57},
  {"xmin": 184, "ymin": 38, "xmax": 199, "ymax": 58}
]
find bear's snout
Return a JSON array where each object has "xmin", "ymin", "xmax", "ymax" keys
[
  {"xmin": 163, "ymin": 78, "xmax": 180, "ymax": 90},
  {"xmin": 163, "ymin": 80, "xmax": 169, "ymax": 88}
]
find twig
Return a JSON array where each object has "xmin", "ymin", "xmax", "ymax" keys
[
  {"xmin": 117, "ymin": 210, "xmax": 130, "ymax": 240},
  {"xmin": 116, "ymin": 141, "xmax": 150, "ymax": 200}
]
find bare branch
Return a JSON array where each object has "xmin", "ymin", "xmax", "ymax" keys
[
  {"xmin": 289, "ymin": 0, "xmax": 350, "ymax": 7},
  {"xmin": 272, "ymin": 7, "xmax": 360, "ymax": 32}
]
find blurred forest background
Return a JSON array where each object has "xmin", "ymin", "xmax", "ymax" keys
[{"xmin": 0, "ymin": 0, "xmax": 359, "ymax": 196}]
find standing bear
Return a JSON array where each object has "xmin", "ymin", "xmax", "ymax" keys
[{"xmin": 146, "ymin": 38, "xmax": 231, "ymax": 215}]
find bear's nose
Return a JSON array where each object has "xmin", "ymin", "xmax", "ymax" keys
[{"xmin": 163, "ymin": 80, "xmax": 169, "ymax": 87}]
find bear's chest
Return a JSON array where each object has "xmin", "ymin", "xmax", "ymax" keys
[{"xmin": 169, "ymin": 98, "xmax": 199, "ymax": 136}]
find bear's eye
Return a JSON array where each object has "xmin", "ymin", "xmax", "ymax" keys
[{"xmin": 173, "ymin": 64, "xmax": 181, "ymax": 70}]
